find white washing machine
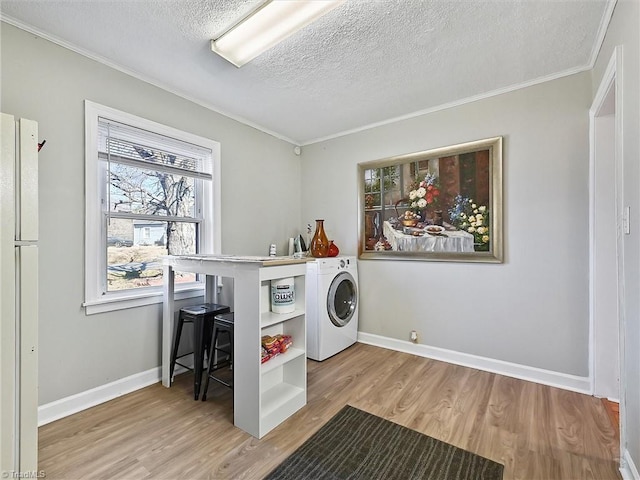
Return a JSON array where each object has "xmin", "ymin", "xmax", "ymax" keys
[{"xmin": 306, "ymin": 256, "xmax": 359, "ymax": 361}]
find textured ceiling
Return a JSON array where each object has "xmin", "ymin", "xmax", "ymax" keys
[{"xmin": 1, "ymin": 0, "xmax": 613, "ymax": 145}]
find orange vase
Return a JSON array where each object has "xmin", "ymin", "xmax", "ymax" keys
[
  {"xmin": 328, "ymin": 240, "xmax": 339, "ymax": 257},
  {"xmin": 310, "ymin": 219, "xmax": 329, "ymax": 258}
]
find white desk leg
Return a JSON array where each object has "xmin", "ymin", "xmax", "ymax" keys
[
  {"xmin": 231, "ymin": 269, "xmax": 261, "ymax": 437},
  {"xmin": 162, "ymin": 264, "xmax": 175, "ymax": 387}
]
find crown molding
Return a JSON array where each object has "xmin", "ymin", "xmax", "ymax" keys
[{"xmin": 0, "ymin": 14, "xmax": 299, "ymax": 146}]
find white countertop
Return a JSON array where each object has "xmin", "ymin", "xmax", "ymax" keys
[{"xmin": 163, "ymin": 254, "xmax": 311, "ymax": 267}]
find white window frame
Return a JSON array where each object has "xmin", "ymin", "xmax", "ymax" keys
[{"xmin": 83, "ymin": 101, "xmax": 221, "ymax": 314}]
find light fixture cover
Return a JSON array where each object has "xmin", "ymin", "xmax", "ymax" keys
[{"xmin": 211, "ymin": 0, "xmax": 344, "ymax": 67}]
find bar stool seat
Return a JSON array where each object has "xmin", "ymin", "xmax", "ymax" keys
[
  {"xmin": 170, "ymin": 303, "xmax": 230, "ymax": 400},
  {"xmin": 202, "ymin": 312, "xmax": 235, "ymax": 401}
]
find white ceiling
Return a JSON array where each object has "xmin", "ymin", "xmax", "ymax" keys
[{"xmin": 1, "ymin": 0, "xmax": 613, "ymax": 145}]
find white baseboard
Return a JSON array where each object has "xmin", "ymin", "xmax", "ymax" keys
[
  {"xmin": 621, "ymin": 449, "xmax": 640, "ymax": 480},
  {"xmin": 38, "ymin": 367, "xmax": 162, "ymax": 426},
  {"xmin": 357, "ymin": 332, "xmax": 591, "ymax": 394},
  {"xmin": 38, "ymin": 334, "xmax": 594, "ymax": 426}
]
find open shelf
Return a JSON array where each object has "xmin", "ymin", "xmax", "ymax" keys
[
  {"xmin": 261, "ymin": 309, "xmax": 305, "ymax": 329},
  {"xmin": 261, "ymin": 382, "xmax": 305, "ymax": 419},
  {"xmin": 261, "ymin": 347, "xmax": 305, "ymax": 374}
]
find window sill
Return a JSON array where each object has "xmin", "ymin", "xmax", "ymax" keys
[{"xmin": 83, "ymin": 285, "xmax": 204, "ymax": 315}]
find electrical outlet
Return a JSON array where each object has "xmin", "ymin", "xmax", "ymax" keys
[{"xmin": 410, "ymin": 330, "xmax": 418, "ymax": 343}]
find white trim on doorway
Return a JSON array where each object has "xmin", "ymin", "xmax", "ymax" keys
[
  {"xmin": 621, "ymin": 449, "xmax": 640, "ymax": 480},
  {"xmin": 589, "ymin": 44, "xmax": 626, "ymax": 474}
]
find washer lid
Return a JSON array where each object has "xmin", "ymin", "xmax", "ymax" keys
[{"xmin": 327, "ymin": 271, "xmax": 358, "ymax": 327}]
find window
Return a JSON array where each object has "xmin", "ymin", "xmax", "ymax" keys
[
  {"xmin": 363, "ymin": 165, "xmax": 403, "ymax": 235},
  {"xmin": 84, "ymin": 101, "xmax": 221, "ymax": 314},
  {"xmin": 363, "ymin": 165, "xmax": 402, "ymax": 210}
]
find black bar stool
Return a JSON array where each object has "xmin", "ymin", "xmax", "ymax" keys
[
  {"xmin": 170, "ymin": 303, "xmax": 230, "ymax": 400},
  {"xmin": 202, "ymin": 312, "xmax": 235, "ymax": 401}
]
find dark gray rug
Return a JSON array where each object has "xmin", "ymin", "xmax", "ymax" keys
[{"xmin": 264, "ymin": 405, "xmax": 503, "ymax": 480}]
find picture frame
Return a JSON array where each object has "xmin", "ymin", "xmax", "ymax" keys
[{"xmin": 358, "ymin": 137, "xmax": 503, "ymax": 263}]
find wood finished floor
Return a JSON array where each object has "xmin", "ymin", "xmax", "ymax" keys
[
  {"xmin": 38, "ymin": 343, "xmax": 621, "ymax": 479},
  {"xmin": 602, "ymin": 399, "xmax": 620, "ymax": 432}
]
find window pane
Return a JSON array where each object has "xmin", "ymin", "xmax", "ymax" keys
[
  {"xmin": 107, "ymin": 219, "xmax": 196, "ymax": 291},
  {"xmin": 380, "ymin": 166, "xmax": 401, "ymax": 206},
  {"xmin": 364, "ymin": 168, "xmax": 380, "ymax": 193},
  {"xmin": 109, "ymin": 163, "xmax": 196, "ymax": 217}
]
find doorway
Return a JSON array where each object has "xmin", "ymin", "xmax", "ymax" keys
[
  {"xmin": 589, "ymin": 46, "xmax": 625, "ymax": 461},
  {"xmin": 591, "ymin": 83, "xmax": 618, "ymax": 401}
]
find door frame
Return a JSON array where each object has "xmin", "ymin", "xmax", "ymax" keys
[{"xmin": 589, "ymin": 45, "xmax": 625, "ymax": 464}]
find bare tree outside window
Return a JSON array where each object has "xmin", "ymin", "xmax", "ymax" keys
[
  {"xmin": 103, "ymin": 137, "xmax": 206, "ymax": 291},
  {"xmin": 109, "ymin": 146, "xmax": 196, "ymax": 255}
]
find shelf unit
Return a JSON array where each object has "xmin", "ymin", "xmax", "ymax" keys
[
  {"xmin": 162, "ymin": 255, "xmax": 309, "ymax": 439},
  {"xmin": 258, "ymin": 269, "xmax": 306, "ymax": 437}
]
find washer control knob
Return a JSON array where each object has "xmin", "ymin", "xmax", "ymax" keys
[{"xmin": 339, "ymin": 259, "xmax": 346, "ymax": 268}]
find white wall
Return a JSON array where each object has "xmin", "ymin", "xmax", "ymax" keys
[
  {"xmin": 301, "ymin": 72, "xmax": 592, "ymax": 376},
  {"xmin": 591, "ymin": 0, "xmax": 640, "ymax": 473},
  {"xmin": 0, "ymin": 23, "xmax": 301, "ymax": 404}
]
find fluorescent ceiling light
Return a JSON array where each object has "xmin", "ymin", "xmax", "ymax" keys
[{"xmin": 211, "ymin": 0, "xmax": 344, "ymax": 67}]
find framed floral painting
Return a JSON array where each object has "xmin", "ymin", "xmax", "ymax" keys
[{"xmin": 358, "ymin": 137, "xmax": 503, "ymax": 263}]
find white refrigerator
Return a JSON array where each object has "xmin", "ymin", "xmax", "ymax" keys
[{"xmin": 0, "ymin": 113, "xmax": 39, "ymax": 473}]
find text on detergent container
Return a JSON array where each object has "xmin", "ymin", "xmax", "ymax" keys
[{"xmin": 270, "ymin": 277, "xmax": 295, "ymax": 314}]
